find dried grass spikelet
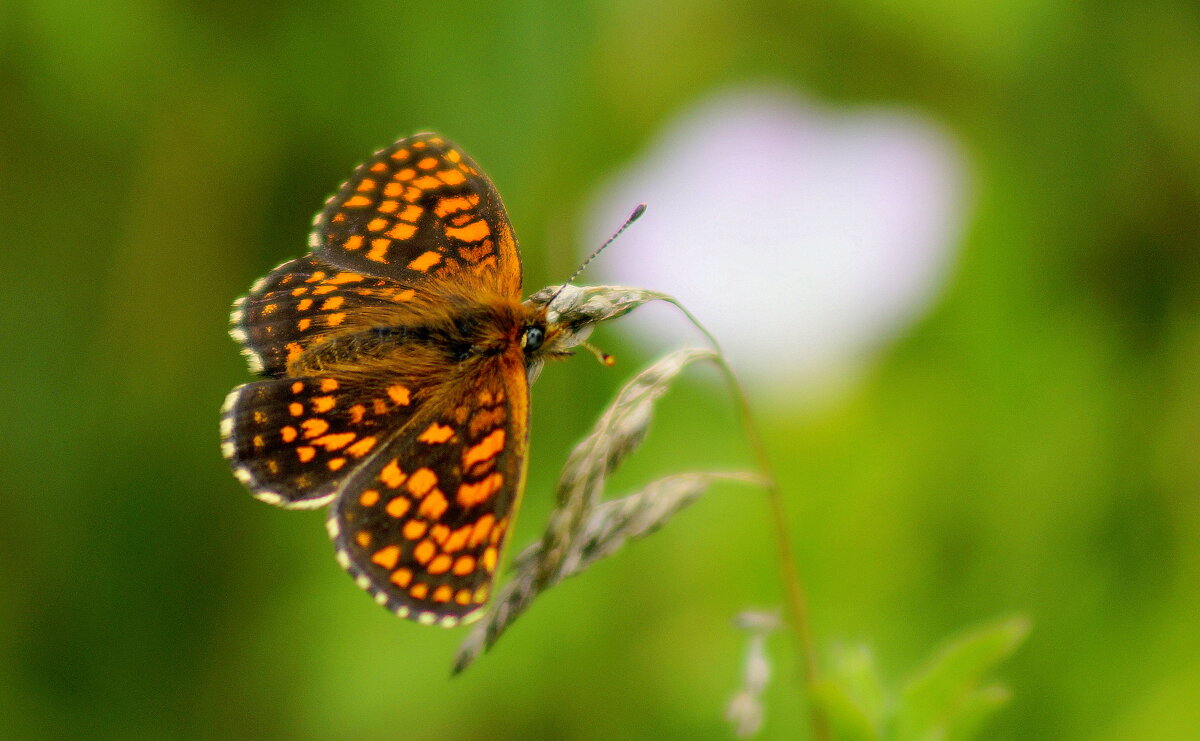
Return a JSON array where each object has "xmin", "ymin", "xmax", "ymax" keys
[{"xmin": 453, "ymin": 285, "xmax": 764, "ymax": 672}]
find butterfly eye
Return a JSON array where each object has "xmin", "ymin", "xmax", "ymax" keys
[{"xmin": 522, "ymin": 326, "xmax": 544, "ymax": 352}]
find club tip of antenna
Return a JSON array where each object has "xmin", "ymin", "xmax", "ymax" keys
[{"xmin": 630, "ymin": 203, "xmax": 647, "ymax": 221}]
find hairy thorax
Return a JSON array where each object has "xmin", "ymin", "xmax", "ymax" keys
[{"xmin": 286, "ymin": 280, "xmax": 550, "ymax": 401}]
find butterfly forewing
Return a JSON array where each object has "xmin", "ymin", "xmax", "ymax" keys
[
  {"xmin": 311, "ymin": 133, "xmax": 521, "ymax": 297},
  {"xmin": 327, "ymin": 353, "xmax": 529, "ymax": 625},
  {"xmin": 231, "ymin": 255, "xmax": 427, "ymax": 377}
]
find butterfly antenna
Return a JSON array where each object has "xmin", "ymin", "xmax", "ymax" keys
[{"xmin": 547, "ymin": 203, "xmax": 647, "ymax": 309}]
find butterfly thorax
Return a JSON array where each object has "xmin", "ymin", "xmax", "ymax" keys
[{"xmin": 288, "ymin": 284, "xmax": 546, "ymax": 390}]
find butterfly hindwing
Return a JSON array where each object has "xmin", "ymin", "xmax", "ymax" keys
[
  {"xmin": 327, "ymin": 353, "xmax": 529, "ymax": 625},
  {"xmin": 310, "ymin": 133, "xmax": 522, "ymax": 297},
  {"xmin": 221, "ymin": 374, "xmax": 420, "ymax": 508}
]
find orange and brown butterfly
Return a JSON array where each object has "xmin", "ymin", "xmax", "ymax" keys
[{"xmin": 221, "ymin": 133, "xmax": 584, "ymax": 627}]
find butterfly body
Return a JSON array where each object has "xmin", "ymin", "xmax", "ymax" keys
[{"xmin": 222, "ymin": 134, "xmax": 567, "ymax": 626}]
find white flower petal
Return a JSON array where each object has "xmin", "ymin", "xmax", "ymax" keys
[{"xmin": 585, "ymin": 87, "xmax": 969, "ymax": 400}]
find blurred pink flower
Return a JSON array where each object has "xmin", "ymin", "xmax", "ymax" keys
[{"xmin": 585, "ymin": 88, "xmax": 968, "ymax": 399}]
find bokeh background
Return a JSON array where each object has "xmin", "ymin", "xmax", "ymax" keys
[{"xmin": 2, "ymin": 1, "xmax": 1197, "ymax": 739}]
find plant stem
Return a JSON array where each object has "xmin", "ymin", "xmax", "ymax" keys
[{"xmin": 666, "ymin": 299, "xmax": 831, "ymax": 741}]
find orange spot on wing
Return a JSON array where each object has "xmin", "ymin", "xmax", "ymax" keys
[
  {"xmin": 296, "ymin": 446, "xmax": 316, "ymax": 462},
  {"xmin": 286, "ymin": 342, "xmax": 304, "ymax": 363},
  {"xmin": 300, "ymin": 418, "xmax": 329, "ymax": 438},
  {"xmin": 356, "ymin": 178, "xmax": 377, "ymax": 192},
  {"xmin": 325, "ymin": 312, "xmax": 346, "ymax": 326},
  {"xmin": 371, "ymin": 545, "xmax": 401, "ymax": 569},
  {"xmin": 366, "ymin": 237, "xmax": 391, "ymax": 263},
  {"xmin": 348, "ymin": 404, "xmax": 366, "ymax": 423},
  {"xmin": 417, "ymin": 423, "xmax": 454, "ymax": 444},
  {"xmin": 329, "ymin": 272, "xmax": 364, "ymax": 284},
  {"xmin": 391, "ymin": 148, "xmax": 410, "ymax": 161},
  {"xmin": 414, "ymin": 539, "xmax": 435, "ymax": 564},
  {"xmin": 482, "ymin": 546, "xmax": 498, "ymax": 573},
  {"xmin": 312, "ymin": 396, "xmax": 336, "ymax": 413},
  {"xmin": 432, "ymin": 585, "xmax": 453, "ymax": 603},
  {"xmin": 312, "ymin": 285, "xmax": 337, "ymax": 295},
  {"xmin": 387, "ymin": 385, "xmax": 411, "ymax": 405},
  {"xmin": 320, "ymin": 296, "xmax": 345, "ymax": 311},
  {"xmin": 445, "ymin": 220, "xmax": 491, "ymax": 243},
  {"xmin": 407, "ymin": 251, "xmax": 441, "ymax": 272},
  {"xmin": 452, "ymin": 555, "xmax": 476, "ymax": 576},
  {"xmin": 446, "ymin": 149, "xmax": 462, "ymax": 163},
  {"xmin": 386, "ymin": 496, "xmax": 410, "ymax": 518},
  {"xmin": 437, "ymin": 168, "xmax": 466, "ymax": 185},
  {"xmin": 384, "ymin": 182, "xmax": 403, "ymax": 197},
  {"xmin": 280, "ymin": 426, "xmax": 297, "ymax": 442},
  {"xmin": 380, "ymin": 460, "xmax": 407, "ymax": 488},
  {"xmin": 356, "ymin": 531, "xmax": 371, "ymax": 548},
  {"xmin": 366, "ymin": 217, "xmax": 388, "ymax": 232},
  {"xmin": 359, "ymin": 489, "xmax": 380, "ymax": 507},
  {"xmin": 370, "ymin": 162, "xmax": 388, "ymax": 173},
  {"xmin": 297, "ymin": 299, "xmax": 313, "ymax": 311},
  {"xmin": 430, "ymin": 524, "xmax": 449, "ymax": 544},
  {"xmin": 313, "ymin": 432, "xmax": 355, "ymax": 451},
  {"xmin": 288, "ymin": 402, "xmax": 304, "ymax": 417},
  {"xmin": 457, "ymin": 472, "xmax": 503, "ymax": 507},
  {"xmin": 434, "ymin": 195, "xmax": 474, "ymax": 217},
  {"xmin": 470, "ymin": 514, "xmax": 495, "ymax": 548},
  {"xmin": 386, "ymin": 222, "xmax": 417, "ymax": 240},
  {"xmin": 428, "ymin": 555, "xmax": 452, "ymax": 575},
  {"xmin": 413, "ymin": 175, "xmax": 441, "ymax": 190},
  {"xmin": 445, "ymin": 526, "xmax": 472, "ymax": 553},
  {"xmin": 291, "ymin": 381, "xmax": 304, "ymax": 394},
  {"xmin": 395, "ymin": 167, "xmax": 416, "ymax": 181},
  {"xmin": 398, "ymin": 204, "xmax": 423, "ymax": 222},
  {"xmin": 390, "ymin": 568, "xmax": 412, "ymax": 587},
  {"xmin": 464, "ymin": 429, "xmax": 506, "ymax": 468},
  {"xmin": 328, "ymin": 456, "xmax": 346, "ymax": 471},
  {"xmin": 410, "ymin": 583, "xmax": 429, "ymax": 600},
  {"xmin": 491, "ymin": 517, "xmax": 508, "ymax": 545},
  {"xmin": 473, "ymin": 584, "xmax": 490, "ymax": 604},
  {"xmin": 377, "ymin": 199, "xmax": 398, "ymax": 213},
  {"xmin": 455, "ymin": 588, "xmax": 472, "ymax": 605},
  {"xmin": 404, "ymin": 520, "xmax": 428, "ymax": 541},
  {"xmin": 346, "ymin": 436, "xmax": 377, "ymax": 458},
  {"xmin": 418, "ymin": 489, "xmax": 449, "ymax": 520},
  {"xmin": 297, "ymin": 317, "xmax": 311, "ymax": 331},
  {"xmin": 417, "ymin": 157, "xmax": 438, "ymax": 170},
  {"xmin": 343, "ymin": 195, "xmax": 371, "ymax": 207},
  {"xmin": 407, "ymin": 468, "xmax": 437, "ymax": 497}
]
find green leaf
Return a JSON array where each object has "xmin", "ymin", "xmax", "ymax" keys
[
  {"xmin": 811, "ymin": 644, "xmax": 887, "ymax": 741},
  {"xmin": 891, "ymin": 616, "xmax": 1030, "ymax": 741},
  {"xmin": 944, "ymin": 685, "xmax": 1012, "ymax": 741}
]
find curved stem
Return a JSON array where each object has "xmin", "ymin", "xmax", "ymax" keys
[{"xmin": 664, "ymin": 298, "xmax": 830, "ymax": 741}]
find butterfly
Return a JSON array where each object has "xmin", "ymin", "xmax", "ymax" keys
[{"xmin": 221, "ymin": 133, "xmax": 579, "ymax": 627}]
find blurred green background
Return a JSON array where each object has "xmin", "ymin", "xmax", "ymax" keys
[{"xmin": 2, "ymin": 1, "xmax": 1197, "ymax": 739}]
